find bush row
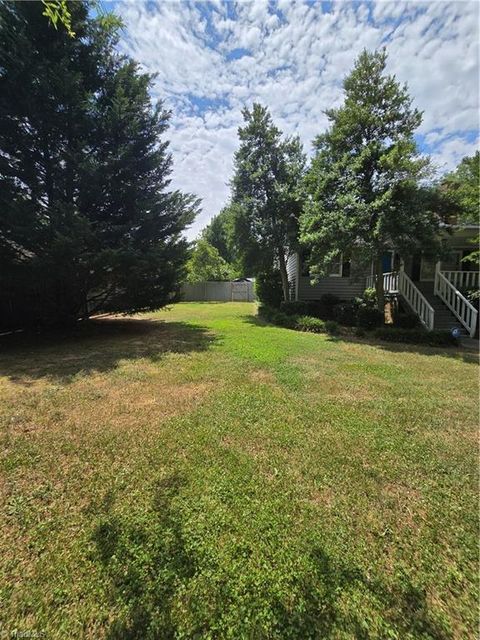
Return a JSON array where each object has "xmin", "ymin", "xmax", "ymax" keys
[
  {"xmin": 373, "ymin": 327, "xmax": 458, "ymax": 346},
  {"xmin": 259, "ymin": 304, "xmax": 458, "ymax": 347},
  {"xmin": 280, "ymin": 292, "xmax": 383, "ymax": 329},
  {"xmin": 258, "ymin": 305, "xmax": 340, "ymax": 335}
]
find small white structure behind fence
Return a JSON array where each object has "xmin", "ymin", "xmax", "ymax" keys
[{"xmin": 181, "ymin": 281, "xmax": 255, "ymax": 302}]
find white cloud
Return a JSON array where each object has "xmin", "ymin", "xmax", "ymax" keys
[{"xmin": 116, "ymin": 0, "xmax": 479, "ymax": 239}]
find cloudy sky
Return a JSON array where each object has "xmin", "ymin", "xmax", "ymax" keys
[{"xmin": 114, "ymin": 0, "xmax": 479, "ymax": 239}]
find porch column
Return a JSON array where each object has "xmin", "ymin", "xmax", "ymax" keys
[{"xmin": 434, "ymin": 260, "xmax": 441, "ymax": 295}]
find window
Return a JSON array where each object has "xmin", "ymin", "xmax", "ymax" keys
[
  {"xmin": 327, "ymin": 254, "xmax": 342, "ymax": 277},
  {"xmin": 327, "ymin": 253, "xmax": 351, "ymax": 277},
  {"xmin": 300, "ymin": 250, "xmax": 351, "ymax": 278}
]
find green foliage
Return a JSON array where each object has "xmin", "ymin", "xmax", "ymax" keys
[
  {"xmin": 442, "ymin": 152, "xmax": 479, "ymax": 225},
  {"xmin": 202, "ymin": 205, "xmax": 237, "ymax": 265},
  {"xmin": 255, "ymin": 270, "xmax": 284, "ymax": 308},
  {"xmin": 280, "ymin": 301, "xmax": 310, "ymax": 316},
  {"xmin": 374, "ymin": 327, "xmax": 458, "ymax": 346},
  {"xmin": 257, "ymin": 304, "xmax": 296, "ymax": 328},
  {"xmin": 312, "ymin": 294, "xmax": 341, "ymax": 320},
  {"xmin": 186, "ymin": 239, "xmax": 233, "ymax": 283},
  {"xmin": 295, "ymin": 315, "xmax": 326, "ymax": 333},
  {"xmin": 324, "ymin": 320, "xmax": 340, "ymax": 335},
  {"xmin": 362, "ymin": 287, "xmax": 377, "ymax": 306},
  {"xmin": 300, "ymin": 49, "xmax": 442, "ymax": 311},
  {"xmin": 231, "ymin": 103, "xmax": 306, "ymax": 298},
  {"xmin": 41, "ymin": 0, "xmax": 75, "ymax": 37},
  {"xmin": 0, "ymin": 1, "xmax": 199, "ymax": 329},
  {"xmin": 332, "ymin": 292, "xmax": 383, "ymax": 329},
  {"xmin": 332, "ymin": 302, "xmax": 358, "ymax": 327},
  {"xmin": 356, "ymin": 305, "xmax": 384, "ymax": 329},
  {"xmin": 258, "ymin": 305, "xmax": 337, "ymax": 335}
]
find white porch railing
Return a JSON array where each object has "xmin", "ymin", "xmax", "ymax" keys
[
  {"xmin": 367, "ymin": 271, "xmax": 434, "ymax": 330},
  {"xmin": 440, "ymin": 270, "xmax": 479, "ymax": 292},
  {"xmin": 366, "ymin": 271, "xmax": 399, "ymax": 293},
  {"xmin": 398, "ymin": 270, "xmax": 435, "ymax": 331},
  {"xmin": 435, "ymin": 271, "xmax": 478, "ymax": 337}
]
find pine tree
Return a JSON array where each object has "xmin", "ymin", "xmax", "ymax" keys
[
  {"xmin": 0, "ymin": 1, "xmax": 198, "ymax": 328},
  {"xmin": 300, "ymin": 49, "xmax": 441, "ymax": 312},
  {"xmin": 231, "ymin": 104, "xmax": 305, "ymax": 300}
]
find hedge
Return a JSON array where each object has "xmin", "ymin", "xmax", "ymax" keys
[
  {"xmin": 373, "ymin": 327, "xmax": 458, "ymax": 347},
  {"xmin": 258, "ymin": 305, "xmax": 339, "ymax": 335}
]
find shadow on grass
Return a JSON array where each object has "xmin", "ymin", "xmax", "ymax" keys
[
  {"xmin": 92, "ymin": 475, "xmax": 448, "ymax": 639},
  {"xmin": 93, "ymin": 472, "xmax": 195, "ymax": 639},
  {"xmin": 241, "ymin": 315, "xmax": 478, "ymax": 364},
  {"xmin": 0, "ymin": 317, "xmax": 215, "ymax": 385}
]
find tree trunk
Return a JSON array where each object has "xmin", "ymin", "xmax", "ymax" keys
[
  {"xmin": 375, "ymin": 255, "xmax": 385, "ymax": 318},
  {"xmin": 277, "ymin": 248, "xmax": 289, "ymax": 302}
]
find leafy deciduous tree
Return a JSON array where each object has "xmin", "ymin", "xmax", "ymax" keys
[
  {"xmin": 186, "ymin": 239, "xmax": 232, "ymax": 283},
  {"xmin": 441, "ymin": 152, "xmax": 479, "ymax": 266},
  {"xmin": 202, "ymin": 205, "xmax": 237, "ymax": 266},
  {"xmin": 442, "ymin": 152, "xmax": 479, "ymax": 225}
]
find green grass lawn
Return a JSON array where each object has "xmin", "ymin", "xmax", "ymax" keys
[{"xmin": 1, "ymin": 302, "xmax": 478, "ymax": 639}]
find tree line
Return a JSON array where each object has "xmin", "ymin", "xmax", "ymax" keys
[
  {"xmin": 192, "ymin": 51, "xmax": 478, "ymax": 313},
  {"xmin": 1, "ymin": 2, "xmax": 477, "ymax": 328}
]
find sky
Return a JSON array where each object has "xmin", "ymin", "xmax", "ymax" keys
[{"xmin": 113, "ymin": 0, "xmax": 479, "ymax": 239}]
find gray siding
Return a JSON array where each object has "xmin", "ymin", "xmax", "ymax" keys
[
  {"xmin": 297, "ymin": 276, "xmax": 366, "ymax": 301},
  {"xmin": 285, "ymin": 253, "xmax": 298, "ymax": 300},
  {"xmin": 295, "ymin": 252, "xmax": 369, "ymax": 301}
]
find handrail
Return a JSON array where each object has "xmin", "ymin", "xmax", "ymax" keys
[
  {"xmin": 435, "ymin": 271, "xmax": 478, "ymax": 337},
  {"xmin": 440, "ymin": 270, "xmax": 479, "ymax": 292},
  {"xmin": 366, "ymin": 271, "xmax": 399, "ymax": 293},
  {"xmin": 398, "ymin": 271, "xmax": 435, "ymax": 331}
]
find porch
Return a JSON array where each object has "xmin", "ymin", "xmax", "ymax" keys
[{"xmin": 366, "ymin": 268, "xmax": 479, "ymax": 337}]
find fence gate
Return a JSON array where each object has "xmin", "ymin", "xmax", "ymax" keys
[{"xmin": 231, "ymin": 281, "xmax": 248, "ymax": 301}]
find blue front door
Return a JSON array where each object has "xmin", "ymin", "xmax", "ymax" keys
[{"xmin": 382, "ymin": 252, "xmax": 393, "ymax": 273}]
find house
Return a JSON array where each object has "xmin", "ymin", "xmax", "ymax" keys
[{"xmin": 286, "ymin": 224, "xmax": 479, "ymax": 337}]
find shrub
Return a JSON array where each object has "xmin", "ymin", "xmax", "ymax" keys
[
  {"xmin": 333, "ymin": 302, "xmax": 357, "ymax": 326},
  {"xmin": 280, "ymin": 301, "xmax": 310, "ymax": 316},
  {"xmin": 325, "ymin": 320, "xmax": 340, "ymax": 335},
  {"xmin": 373, "ymin": 327, "xmax": 458, "ymax": 347},
  {"xmin": 295, "ymin": 316, "xmax": 326, "ymax": 333},
  {"xmin": 320, "ymin": 293, "xmax": 340, "ymax": 307},
  {"xmin": 257, "ymin": 303, "xmax": 272, "ymax": 319},
  {"xmin": 255, "ymin": 270, "xmax": 283, "ymax": 308},
  {"xmin": 314, "ymin": 294, "xmax": 341, "ymax": 320},
  {"xmin": 362, "ymin": 287, "xmax": 377, "ymax": 306},
  {"xmin": 394, "ymin": 312, "xmax": 420, "ymax": 329},
  {"xmin": 356, "ymin": 304, "xmax": 383, "ymax": 329},
  {"xmin": 354, "ymin": 326, "xmax": 366, "ymax": 337},
  {"xmin": 274, "ymin": 311, "xmax": 297, "ymax": 329}
]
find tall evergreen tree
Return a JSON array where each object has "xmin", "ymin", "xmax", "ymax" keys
[
  {"xmin": 300, "ymin": 49, "xmax": 442, "ymax": 312},
  {"xmin": 231, "ymin": 104, "xmax": 305, "ymax": 300},
  {"xmin": 0, "ymin": 1, "xmax": 198, "ymax": 328}
]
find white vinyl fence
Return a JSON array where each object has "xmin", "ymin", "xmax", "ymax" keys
[{"xmin": 181, "ymin": 281, "xmax": 255, "ymax": 302}]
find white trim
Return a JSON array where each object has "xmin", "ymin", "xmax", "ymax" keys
[
  {"xmin": 295, "ymin": 252, "xmax": 300, "ymax": 301},
  {"xmin": 327, "ymin": 252, "xmax": 344, "ymax": 277}
]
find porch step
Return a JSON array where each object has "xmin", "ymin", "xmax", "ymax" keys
[{"xmin": 400, "ymin": 281, "xmax": 469, "ymax": 335}]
